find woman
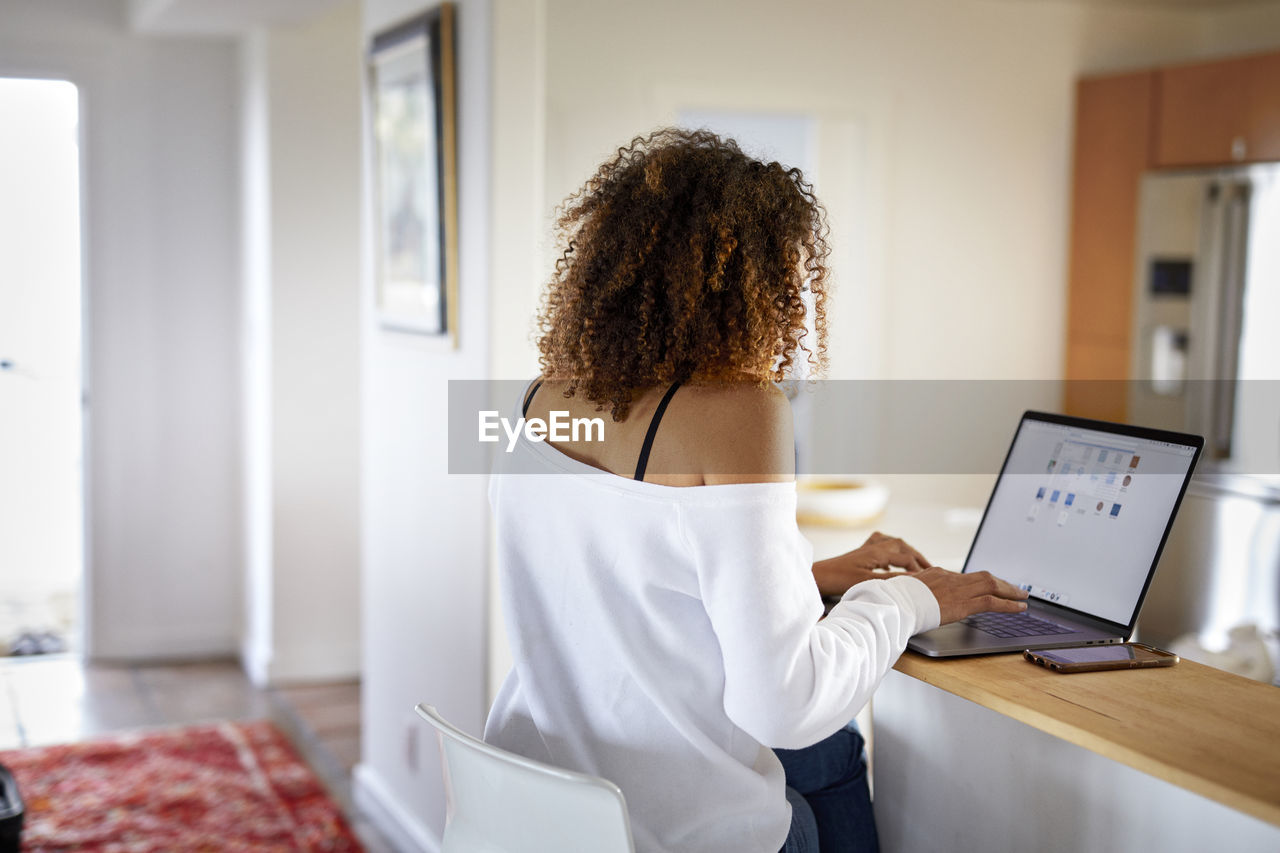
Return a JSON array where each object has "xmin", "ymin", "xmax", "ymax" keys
[{"xmin": 484, "ymin": 128, "xmax": 1027, "ymax": 852}]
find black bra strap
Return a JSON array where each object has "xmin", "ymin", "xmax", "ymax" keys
[
  {"xmin": 634, "ymin": 382, "xmax": 682, "ymax": 481},
  {"xmin": 522, "ymin": 379, "xmax": 544, "ymax": 418}
]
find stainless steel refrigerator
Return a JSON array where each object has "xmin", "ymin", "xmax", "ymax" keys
[{"xmin": 1127, "ymin": 164, "xmax": 1280, "ymax": 680}]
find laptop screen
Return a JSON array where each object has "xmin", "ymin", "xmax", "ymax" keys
[{"xmin": 963, "ymin": 414, "xmax": 1200, "ymax": 627}]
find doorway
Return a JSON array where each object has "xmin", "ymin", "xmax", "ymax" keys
[{"xmin": 0, "ymin": 78, "xmax": 85, "ymax": 657}]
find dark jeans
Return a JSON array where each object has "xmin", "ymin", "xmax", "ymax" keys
[{"xmin": 776, "ymin": 721, "xmax": 880, "ymax": 853}]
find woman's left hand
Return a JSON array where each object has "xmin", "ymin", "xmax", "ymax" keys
[{"xmin": 812, "ymin": 532, "xmax": 931, "ymax": 597}]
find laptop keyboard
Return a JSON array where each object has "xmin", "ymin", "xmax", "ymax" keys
[{"xmin": 963, "ymin": 611, "xmax": 1079, "ymax": 639}]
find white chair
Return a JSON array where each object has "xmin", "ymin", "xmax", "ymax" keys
[{"xmin": 415, "ymin": 703, "xmax": 635, "ymax": 853}]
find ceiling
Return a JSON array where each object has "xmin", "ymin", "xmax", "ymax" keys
[
  {"xmin": 128, "ymin": 0, "xmax": 350, "ymax": 34},
  {"xmin": 130, "ymin": 0, "xmax": 1280, "ymax": 35},
  {"xmin": 1019, "ymin": 0, "xmax": 1278, "ymax": 8}
]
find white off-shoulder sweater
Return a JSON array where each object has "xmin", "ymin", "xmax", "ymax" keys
[{"xmin": 484, "ymin": 426, "xmax": 941, "ymax": 853}]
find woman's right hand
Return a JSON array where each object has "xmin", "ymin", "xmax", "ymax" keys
[{"xmin": 912, "ymin": 567, "xmax": 1029, "ymax": 625}]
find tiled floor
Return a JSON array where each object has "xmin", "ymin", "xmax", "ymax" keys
[{"xmin": 0, "ymin": 655, "xmax": 395, "ymax": 853}]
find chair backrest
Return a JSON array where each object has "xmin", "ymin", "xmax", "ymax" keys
[{"xmin": 415, "ymin": 704, "xmax": 635, "ymax": 853}]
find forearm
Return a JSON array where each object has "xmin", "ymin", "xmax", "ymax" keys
[
  {"xmin": 812, "ymin": 556, "xmax": 847, "ymax": 597},
  {"xmin": 812, "ymin": 533, "xmax": 933, "ymax": 597}
]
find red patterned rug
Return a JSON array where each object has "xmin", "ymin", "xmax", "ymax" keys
[{"xmin": 0, "ymin": 720, "xmax": 364, "ymax": 851}]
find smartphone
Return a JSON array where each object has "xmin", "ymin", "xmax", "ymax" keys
[{"xmin": 1023, "ymin": 643, "xmax": 1179, "ymax": 673}]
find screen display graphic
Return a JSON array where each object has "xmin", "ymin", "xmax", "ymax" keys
[{"xmin": 968, "ymin": 419, "xmax": 1197, "ymax": 626}]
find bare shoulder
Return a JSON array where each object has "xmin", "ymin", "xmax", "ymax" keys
[
  {"xmin": 665, "ymin": 382, "xmax": 794, "ymax": 485},
  {"xmin": 676, "ymin": 381, "xmax": 791, "ymax": 427}
]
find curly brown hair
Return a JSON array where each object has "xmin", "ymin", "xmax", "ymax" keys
[{"xmin": 536, "ymin": 127, "xmax": 830, "ymax": 420}]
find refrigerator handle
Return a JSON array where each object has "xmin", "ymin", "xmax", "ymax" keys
[{"xmin": 1210, "ymin": 182, "xmax": 1250, "ymax": 461}]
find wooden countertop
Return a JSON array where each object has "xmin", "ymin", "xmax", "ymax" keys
[{"xmin": 893, "ymin": 651, "xmax": 1280, "ymax": 827}]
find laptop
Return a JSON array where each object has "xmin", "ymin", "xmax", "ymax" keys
[{"xmin": 908, "ymin": 410, "xmax": 1202, "ymax": 657}]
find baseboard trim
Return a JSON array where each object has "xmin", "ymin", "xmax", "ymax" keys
[
  {"xmin": 353, "ymin": 763, "xmax": 439, "ymax": 853},
  {"xmin": 240, "ymin": 637, "xmax": 272, "ymax": 687},
  {"xmin": 87, "ymin": 623, "xmax": 238, "ymax": 662},
  {"xmin": 239, "ymin": 637, "xmax": 360, "ymax": 688}
]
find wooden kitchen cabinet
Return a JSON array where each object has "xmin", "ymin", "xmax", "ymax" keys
[
  {"xmin": 1247, "ymin": 52, "xmax": 1280, "ymax": 161},
  {"xmin": 1062, "ymin": 70, "xmax": 1154, "ymax": 421},
  {"xmin": 1064, "ymin": 49, "xmax": 1280, "ymax": 420},
  {"xmin": 1155, "ymin": 52, "xmax": 1280, "ymax": 167}
]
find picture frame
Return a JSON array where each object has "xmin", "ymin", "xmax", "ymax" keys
[{"xmin": 369, "ymin": 3, "xmax": 459, "ymax": 342}]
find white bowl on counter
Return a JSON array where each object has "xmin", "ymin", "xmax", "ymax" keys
[{"xmin": 795, "ymin": 477, "xmax": 890, "ymax": 528}]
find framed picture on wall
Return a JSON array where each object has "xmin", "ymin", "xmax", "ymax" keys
[{"xmin": 369, "ymin": 3, "xmax": 459, "ymax": 342}]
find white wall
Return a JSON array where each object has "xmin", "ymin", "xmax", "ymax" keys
[
  {"xmin": 1202, "ymin": 2, "xmax": 1280, "ymax": 55},
  {"xmin": 535, "ymin": 0, "xmax": 1223, "ymax": 384},
  {"xmin": 0, "ymin": 0, "xmax": 243, "ymax": 659},
  {"xmin": 239, "ymin": 1, "xmax": 363, "ymax": 686},
  {"xmin": 265, "ymin": 0, "xmax": 363, "ymax": 684},
  {"xmin": 355, "ymin": 0, "xmax": 493, "ymax": 850}
]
